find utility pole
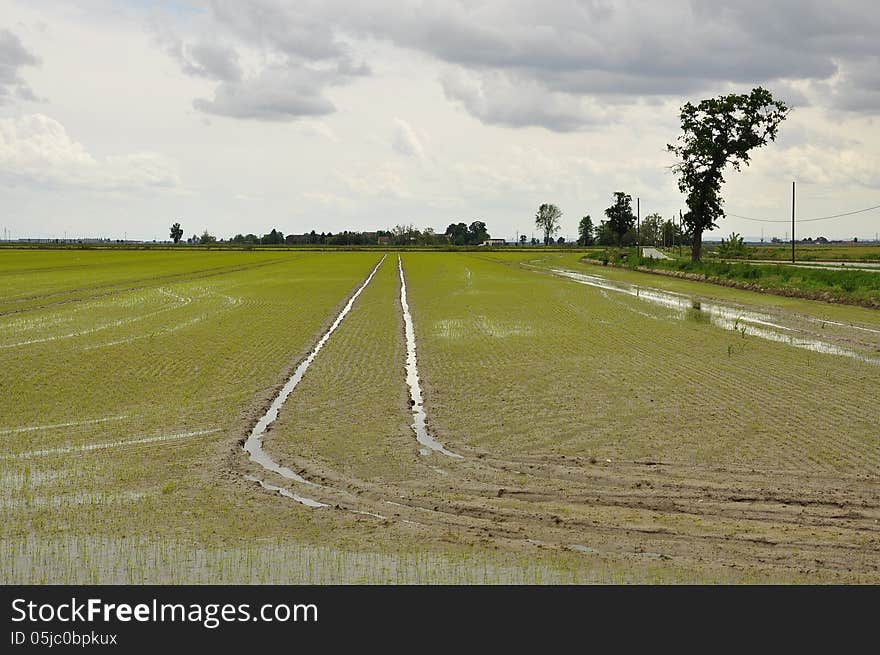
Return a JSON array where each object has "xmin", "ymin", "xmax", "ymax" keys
[
  {"xmin": 791, "ymin": 181, "xmax": 796, "ymax": 264},
  {"xmin": 636, "ymin": 197, "xmax": 640, "ymax": 258}
]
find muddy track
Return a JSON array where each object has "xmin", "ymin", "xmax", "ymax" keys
[
  {"xmin": 226, "ymin": 252, "xmax": 880, "ymax": 582},
  {"xmin": 235, "ymin": 255, "xmax": 387, "ymax": 507},
  {"xmin": 233, "ymin": 444, "xmax": 879, "ymax": 578}
]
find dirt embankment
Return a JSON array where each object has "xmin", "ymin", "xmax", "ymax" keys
[{"xmin": 581, "ymin": 258, "xmax": 880, "ymax": 310}]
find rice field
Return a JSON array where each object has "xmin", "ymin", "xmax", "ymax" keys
[{"xmin": 1, "ymin": 248, "xmax": 878, "ymax": 583}]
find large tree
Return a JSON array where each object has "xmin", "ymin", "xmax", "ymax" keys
[
  {"xmin": 640, "ymin": 213, "xmax": 664, "ymax": 246},
  {"xmin": 595, "ymin": 222, "xmax": 616, "ymax": 246},
  {"xmin": 262, "ymin": 228, "xmax": 285, "ymax": 244},
  {"xmin": 668, "ymin": 87, "xmax": 788, "ymax": 261},
  {"xmin": 577, "ymin": 215, "xmax": 594, "ymax": 246},
  {"xmin": 603, "ymin": 192, "xmax": 635, "ymax": 245},
  {"xmin": 535, "ymin": 203, "xmax": 562, "ymax": 245},
  {"xmin": 169, "ymin": 222, "xmax": 183, "ymax": 244},
  {"xmin": 468, "ymin": 220, "xmax": 489, "ymax": 244},
  {"xmin": 445, "ymin": 222, "xmax": 469, "ymax": 246}
]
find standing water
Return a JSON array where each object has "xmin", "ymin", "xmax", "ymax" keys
[
  {"xmin": 243, "ymin": 255, "xmax": 387, "ymax": 504},
  {"xmin": 398, "ymin": 256, "xmax": 463, "ymax": 458},
  {"xmin": 552, "ymin": 268, "xmax": 880, "ymax": 365}
]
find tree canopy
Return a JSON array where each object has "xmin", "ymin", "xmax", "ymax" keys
[
  {"xmin": 444, "ymin": 221, "xmax": 491, "ymax": 245},
  {"xmin": 577, "ymin": 215, "xmax": 594, "ymax": 246},
  {"xmin": 535, "ymin": 203, "xmax": 562, "ymax": 245},
  {"xmin": 603, "ymin": 192, "xmax": 635, "ymax": 245},
  {"xmin": 668, "ymin": 86, "xmax": 788, "ymax": 261},
  {"xmin": 261, "ymin": 228, "xmax": 285, "ymax": 245},
  {"xmin": 169, "ymin": 222, "xmax": 183, "ymax": 244},
  {"xmin": 640, "ymin": 213, "xmax": 664, "ymax": 246}
]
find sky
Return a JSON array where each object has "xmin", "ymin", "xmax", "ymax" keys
[{"xmin": 1, "ymin": 0, "xmax": 879, "ymax": 242}]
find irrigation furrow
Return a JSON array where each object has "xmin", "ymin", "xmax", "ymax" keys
[
  {"xmin": 0, "ymin": 415, "xmax": 130, "ymax": 436},
  {"xmin": 1, "ymin": 428, "xmax": 221, "ymax": 459},
  {"xmin": 1, "ymin": 289, "xmax": 193, "ymax": 349},
  {"xmin": 242, "ymin": 255, "xmax": 386, "ymax": 507},
  {"xmin": 244, "ymin": 475, "xmax": 329, "ymax": 508},
  {"xmin": 397, "ymin": 255, "xmax": 462, "ymax": 459},
  {"xmin": 218, "ymin": 251, "xmax": 878, "ymax": 580}
]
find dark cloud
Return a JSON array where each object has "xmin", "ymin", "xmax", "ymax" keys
[
  {"xmin": 0, "ymin": 29, "xmax": 39, "ymax": 104},
  {"xmin": 161, "ymin": 1, "xmax": 880, "ymax": 127},
  {"xmin": 440, "ymin": 69, "xmax": 608, "ymax": 132},
  {"xmin": 192, "ymin": 66, "xmax": 335, "ymax": 120},
  {"xmin": 163, "ymin": 36, "xmax": 242, "ymax": 82},
  {"xmin": 824, "ymin": 58, "xmax": 880, "ymax": 114},
  {"xmin": 160, "ymin": 0, "xmax": 368, "ymax": 121},
  {"xmin": 208, "ymin": 0, "xmax": 349, "ymax": 61},
  {"xmin": 360, "ymin": 0, "xmax": 879, "ymax": 124}
]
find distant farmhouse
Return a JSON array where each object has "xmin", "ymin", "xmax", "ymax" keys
[
  {"xmin": 482, "ymin": 238, "xmax": 506, "ymax": 247},
  {"xmin": 377, "ymin": 236, "xmax": 392, "ymax": 245}
]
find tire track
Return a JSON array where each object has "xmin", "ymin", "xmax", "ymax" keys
[
  {"xmin": 228, "ymin": 252, "xmax": 878, "ymax": 580},
  {"xmin": 242, "ymin": 255, "xmax": 386, "ymax": 506},
  {"xmin": 398, "ymin": 255, "xmax": 462, "ymax": 459}
]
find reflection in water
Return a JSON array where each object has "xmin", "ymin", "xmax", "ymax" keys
[
  {"xmin": 398, "ymin": 256, "xmax": 463, "ymax": 458},
  {"xmin": 552, "ymin": 269, "xmax": 880, "ymax": 365}
]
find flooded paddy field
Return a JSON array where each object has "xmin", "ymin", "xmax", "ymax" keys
[{"xmin": 2, "ymin": 249, "xmax": 878, "ymax": 583}]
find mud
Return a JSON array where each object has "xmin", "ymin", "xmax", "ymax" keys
[
  {"xmin": 244, "ymin": 475, "xmax": 328, "ymax": 508},
  {"xmin": 225, "ymin": 254, "xmax": 879, "ymax": 582}
]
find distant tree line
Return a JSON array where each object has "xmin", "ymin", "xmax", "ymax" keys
[
  {"xmin": 166, "ymin": 88, "xmax": 789, "ymax": 261},
  {"xmin": 229, "ymin": 228, "xmax": 286, "ymax": 245},
  {"xmin": 542, "ymin": 194, "xmax": 693, "ymax": 249},
  {"xmin": 168, "ymin": 222, "xmax": 494, "ymax": 246}
]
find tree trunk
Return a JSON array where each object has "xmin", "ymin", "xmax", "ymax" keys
[{"xmin": 691, "ymin": 228, "xmax": 703, "ymax": 262}]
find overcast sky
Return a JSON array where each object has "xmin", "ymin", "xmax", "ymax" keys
[{"xmin": 1, "ymin": 0, "xmax": 879, "ymax": 241}]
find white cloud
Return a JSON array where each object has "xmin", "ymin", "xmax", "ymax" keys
[
  {"xmin": 0, "ymin": 114, "xmax": 180, "ymax": 191},
  {"xmin": 754, "ymin": 143, "xmax": 880, "ymax": 189},
  {"xmin": 297, "ymin": 121, "xmax": 339, "ymax": 142},
  {"xmin": 1, "ymin": 0, "xmax": 879, "ymax": 241},
  {"xmin": 338, "ymin": 166, "xmax": 413, "ymax": 199}
]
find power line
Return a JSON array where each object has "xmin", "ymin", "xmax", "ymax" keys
[{"xmin": 728, "ymin": 203, "xmax": 880, "ymax": 224}]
